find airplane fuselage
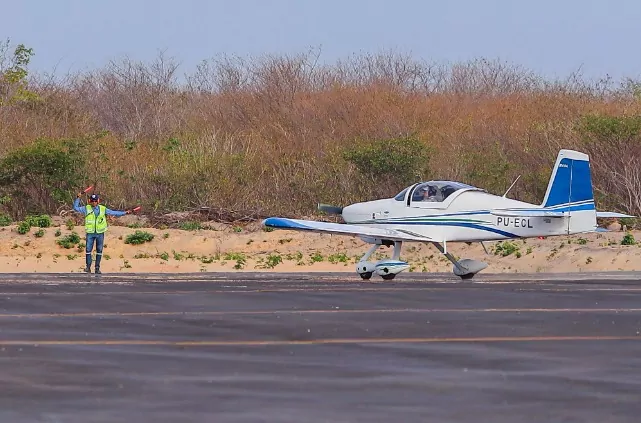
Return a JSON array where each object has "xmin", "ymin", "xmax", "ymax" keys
[{"xmin": 341, "ymin": 189, "xmax": 585, "ymax": 242}]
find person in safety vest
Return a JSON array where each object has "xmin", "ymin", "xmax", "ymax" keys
[{"xmin": 73, "ymin": 193, "xmax": 132, "ymax": 274}]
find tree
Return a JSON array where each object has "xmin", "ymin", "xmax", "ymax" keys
[{"xmin": 0, "ymin": 39, "xmax": 39, "ymax": 105}]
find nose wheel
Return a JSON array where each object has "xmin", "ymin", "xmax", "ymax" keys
[{"xmin": 359, "ymin": 272, "xmax": 373, "ymax": 280}]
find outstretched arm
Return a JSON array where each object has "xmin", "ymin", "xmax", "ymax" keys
[
  {"xmin": 105, "ymin": 207, "xmax": 130, "ymax": 217},
  {"xmin": 73, "ymin": 195, "xmax": 86, "ymax": 215}
]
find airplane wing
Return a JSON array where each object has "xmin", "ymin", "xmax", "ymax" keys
[
  {"xmin": 596, "ymin": 211, "xmax": 635, "ymax": 218},
  {"xmin": 262, "ymin": 217, "xmax": 433, "ymax": 242}
]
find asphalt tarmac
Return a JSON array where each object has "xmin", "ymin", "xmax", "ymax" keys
[{"xmin": 0, "ymin": 271, "xmax": 640, "ymax": 423}]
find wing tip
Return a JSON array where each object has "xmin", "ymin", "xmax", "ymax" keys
[{"xmin": 262, "ymin": 217, "xmax": 308, "ymax": 230}]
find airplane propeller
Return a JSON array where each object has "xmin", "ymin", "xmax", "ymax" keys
[{"xmin": 317, "ymin": 203, "xmax": 343, "ymax": 215}]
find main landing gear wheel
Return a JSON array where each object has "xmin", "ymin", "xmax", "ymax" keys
[
  {"xmin": 430, "ymin": 242, "xmax": 488, "ymax": 280},
  {"xmin": 381, "ymin": 273, "xmax": 396, "ymax": 280}
]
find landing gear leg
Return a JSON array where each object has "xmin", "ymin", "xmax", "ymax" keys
[
  {"xmin": 431, "ymin": 242, "xmax": 488, "ymax": 280},
  {"xmin": 356, "ymin": 244, "xmax": 380, "ymax": 280},
  {"xmin": 391, "ymin": 241, "xmax": 402, "ymax": 260}
]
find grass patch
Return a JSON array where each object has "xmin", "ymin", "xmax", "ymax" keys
[
  {"xmin": 124, "ymin": 231, "xmax": 155, "ymax": 245},
  {"xmin": 493, "ymin": 241, "xmax": 520, "ymax": 257},
  {"xmin": 56, "ymin": 232, "xmax": 81, "ymax": 249},
  {"xmin": 179, "ymin": 221, "xmax": 203, "ymax": 231},
  {"xmin": 309, "ymin": 251, "xmax": 324, "ymax": 263},
  {"xmin": 264, "ymin": 253, "xmax": 282, "ymax": 268},
  {"xmin": 328, "ymin": 252, "xmax": 349, "ymax": 264}
]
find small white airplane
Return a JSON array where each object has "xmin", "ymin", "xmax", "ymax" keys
[{"xmin": 262, "ymin": 150, "xmax": 634, "ymax": 280}]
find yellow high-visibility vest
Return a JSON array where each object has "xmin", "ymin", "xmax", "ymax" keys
[{"xmin": 85, "ymin": 205, "xmax": 108, "ymax": 234}]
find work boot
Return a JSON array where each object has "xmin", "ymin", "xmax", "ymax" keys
[
  {"xmin": 95, "ymin": 268, "xmax": 102, "ymax": 274},
  {"xmin": 84, "ymin": 266, "xmax": 91, "ymax": 273}
]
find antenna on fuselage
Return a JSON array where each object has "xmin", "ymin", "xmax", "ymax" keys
[{"xmin": 502, "ymin": 175, "xmax": 521, "ymax": 198}]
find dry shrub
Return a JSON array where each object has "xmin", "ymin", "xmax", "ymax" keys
[{"xmin": 1, "ymin": 45, "xmax": 641, "ymax": 219}]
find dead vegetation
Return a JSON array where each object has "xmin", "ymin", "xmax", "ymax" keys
[{"xmin": 1, "ymin": 42, "xmax": 641, "ymax": 221}]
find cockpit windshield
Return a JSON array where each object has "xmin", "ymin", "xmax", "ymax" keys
[
  {"xmin": 411, "ymin": 181, "xmax": 479, "ymax": 203},
  {"xmin": 394, "ymin": 188, "xmax": 409, "ymax": 201}
]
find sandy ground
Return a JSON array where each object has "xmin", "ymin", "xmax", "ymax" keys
[{"xmin": 0, "ymin": 216, "xmax": 640, "ymax": 274}]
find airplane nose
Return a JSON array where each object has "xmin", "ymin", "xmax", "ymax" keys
[{"xmin": 341, "ymin": 204, "xmax": 366, "ymax": 223}]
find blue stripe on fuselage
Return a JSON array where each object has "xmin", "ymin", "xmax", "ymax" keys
[{"xmin": 365, "ymin": 221, "xmax": 519, "ymax": 238}]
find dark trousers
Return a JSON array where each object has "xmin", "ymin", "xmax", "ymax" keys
[{"xmin": 86, "ymin": 233, "xmax": 105, "ymax": 268}]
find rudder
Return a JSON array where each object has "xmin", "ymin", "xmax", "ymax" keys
[{"xmin": 541, "ymin": 150, "xmax": 596, "ymax": 233}]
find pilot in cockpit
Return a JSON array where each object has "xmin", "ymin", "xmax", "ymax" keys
[{"xmin": 422, "ymin": 185, "xmax": 440, "ymax": 202}]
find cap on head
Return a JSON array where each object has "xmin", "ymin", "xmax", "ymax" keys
[{"xmin": 89, "ymin": 194, "xmax": 100, "ymax": 202}]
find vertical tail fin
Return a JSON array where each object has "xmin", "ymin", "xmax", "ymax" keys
[{"xmin": 541, "ymin": 150, "xmax": 596, "ymax": 233}]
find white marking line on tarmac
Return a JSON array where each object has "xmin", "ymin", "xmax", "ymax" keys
[
  {"xmin": 0, "ymin": 287, "xmax": 483, "ymax": 296},
  {"xmin": 1, "ymin": 308, "xmax": 641, "ymax": 319},
  {"xmin": 1, "ymin": 336, "xmax": 640, "ymax": 347},
  {"xmin": 4, "ymin": 284, "xmax": 641, "ymax": 296},
  {"xmin": 518, "ymin": 288, "xmax": 641, "ymax": 292}
]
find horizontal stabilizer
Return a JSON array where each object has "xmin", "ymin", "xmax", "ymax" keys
[
  {"xmin": 262, "ymin": 217, "xmax": 433, "ymax": 242},
  {"xmin": 490, "ymin": 209, "xmax": 567, "ymax": 218},
  {"xmin": 596, "ymin": 211, "xmax": 635, "ymax": 219}
]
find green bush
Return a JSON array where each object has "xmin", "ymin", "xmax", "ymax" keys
[
  {"xmin": 56, "ymin": 232, "xmax": 81, "ymax": 249},
  {"xmin": 578, "ymin": 115, "xmax": 641, "ymax": 144},
  {"xmin": 342, "ymin": 136, "xmax": 430, "ymax": 184},
  {"xmin": 621, "ymin": 233, "xmax": 636, "ymax": 246},
  {"xmin": 0, "ymin": 138, "xmax": 85, "ymax": 217},
  {"xmin": 25, "ymin": 214, "xmax": 52, "ymax": 228},
  {"xmin": 494, "ymin": 241, "xmax": 520, "ymax": 257},
  {"xmin": 265, "ymin": 253, "xmax": 282, "ymax": 268},
  {"xmin": 0, "ymin": 213, "xmax": 11, "ymax": 227},
  {"xmin": 124, "ymin": 230, "xmax": 155, "ymax": 245},
  {"xmin": 16, "ymin": 221, "xmax": 30, "ymax": 234}
]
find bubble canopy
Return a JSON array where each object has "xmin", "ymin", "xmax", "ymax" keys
[{"xmin": 394, "ymin": 181, "xmax": 482, "ymax": 203}]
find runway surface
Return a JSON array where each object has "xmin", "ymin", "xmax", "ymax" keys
[{"xmin": 0, "ymin": 271, "xmax": 640, "ymax": 422}]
